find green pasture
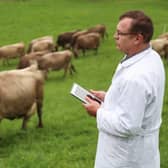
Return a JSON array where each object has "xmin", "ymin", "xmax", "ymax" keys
[{"xmin": 0, "ymin": 0, "xmax": 168, "ymax": 167}]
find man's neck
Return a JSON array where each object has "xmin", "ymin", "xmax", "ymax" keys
[{"xmin": 127, "ymin": 43, "xmax": 150, "ymax": 57}]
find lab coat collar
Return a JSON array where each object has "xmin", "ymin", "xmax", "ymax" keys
[{"xmin": 120, "ymin": 46, "xmax": 151, "ymax": 68}]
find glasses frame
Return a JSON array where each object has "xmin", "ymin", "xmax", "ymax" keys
[{"xmin": 115, "ymin": 31, "xmax": 137, "ymax": 36}]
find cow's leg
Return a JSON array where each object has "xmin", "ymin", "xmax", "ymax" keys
[
  {"xmin": 21, "ymin": 103, "xmax": 37, "ymax": 129},
  {"xmin": 36, "ymin": 102, "xmax": 43, "ymax": 128},
  {"xmin": 70, "ymin": 64, "xmax": 76, "ymax": 75},
  {"xmin": 22, "ymin": 116, "xmax": 30, "ymax": 129}
]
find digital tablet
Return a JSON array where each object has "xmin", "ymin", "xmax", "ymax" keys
[{"xmin": 70, "ymin": 83, "xmax": 102, "ymax": 104}]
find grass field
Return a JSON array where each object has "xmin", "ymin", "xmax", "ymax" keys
[{"xmin": 0, "ymin": 0, "xmax": 168, "ymax": 167}]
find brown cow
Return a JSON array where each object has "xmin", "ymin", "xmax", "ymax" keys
[
  {"xmin": 56, "ymin": 30, "xmax": 80, "ymax": 50},
  {"xmin": 0, "ymin": 42, "xmax": 25, "ymax": 65},
  {"xmin": 0, "ymin": 63, "xmax": 45, "ymax": 129},
  {"xmin": 87, "ymin": 24, "xmax": 108, "ymax": 39},
  {"xmin": 151, "ymin": 38, "xmax": 168, "ymax": 59},
  {"xmin": 27, "ymin": 36, "xmax": 56, "ymax": 53},
  {"xmin": 158, "ymin": 32, "xmax": 168, "ymax": 39},
  {"xmin": 73, "ymin": 32, "xmax": 101, "ymax": 58},
  {"xmin": 38, "ymin": 50, "xmax": 76, "ymax": 77},
  {"xmin": 17, "ymin": 51, "xmax": 49, "ymax": 69}
]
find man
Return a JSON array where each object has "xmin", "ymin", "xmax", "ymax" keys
[{"xmin": 83, "ymin": 10, "xmax": 165, "ymax": 168}]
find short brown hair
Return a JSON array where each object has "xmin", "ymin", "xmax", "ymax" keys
[{"xmin": 119, "ymin": 10, "xmax": 153, "ymax": 43}]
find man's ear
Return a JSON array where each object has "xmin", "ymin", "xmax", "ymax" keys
[{"xmin": 134, "ymin": 33, "xmax": 143, "ymax": 45}]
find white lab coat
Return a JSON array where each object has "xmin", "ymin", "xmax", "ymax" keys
[{"xmin": 95, "ymin": 47, "xmax": 165, "ymax": 168}]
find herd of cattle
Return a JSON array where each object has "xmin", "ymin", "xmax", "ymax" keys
[
  {"xmin": 0, "ymin": 23, "xmax": 168, "ymax": 130},
  {"xmin": 0, "ymin": 24, "xmax": 108, "ymax": 129}
]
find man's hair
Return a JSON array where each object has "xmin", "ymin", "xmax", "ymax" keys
[{"xmin": 119, "ymin": 10, "xmax": 153, "ymax": 43}]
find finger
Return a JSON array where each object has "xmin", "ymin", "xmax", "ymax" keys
[
  {"xmin": 90, "ymin": 89, "xmax": 96, "ymax": 94},
  {"xmin": 85, "ymin": 96, "xmax": 93, "ymax": 103}
]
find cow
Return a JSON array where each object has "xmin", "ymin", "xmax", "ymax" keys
[
  {"xmin": 56, "ymin": 30, "xmax": 80, "ymax": 50},
  {"xmin": 158, "ymin": 32, "xmax": 168, "ymax": 39},
  {"xmin": 151, "ymin": 38, "xmax": 168, "ymax": 60},
  {"xmin": 37, "ymin": 50, "xmax": 76, "ymax": 77},
  {"xmin": 0, "ymin": 63, "xmax": 45, "ymax": 129},
  {"xmin": 73, "ymin": 32, "xmax": 101, "ymax": 58},
  {"xmin": 0, "ymin": 42, "xmax": 25, "ymax": 65},
  {"xmin": 87, "ymin": 24, "xmax": 108, "ymax": 39},
  {"xmin": 17, "ymin": 51, "xmax": 49, "ymax": 69},
  {"xmin": 27, "ymin": 36, "xmax": 56, "ymax": 53}
]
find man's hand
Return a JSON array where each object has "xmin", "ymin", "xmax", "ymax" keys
[
  {"xmin": 82, "ymin": 96, "xmax": 101, "ymax": 117},
  {"xmin": 90, "ymin": 90, "xmax": 106, "ymax": 101}
]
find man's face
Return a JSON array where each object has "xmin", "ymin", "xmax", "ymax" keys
[{"xmin": 114, "ymin": 18, "xmax": 137, "ymax": 54}]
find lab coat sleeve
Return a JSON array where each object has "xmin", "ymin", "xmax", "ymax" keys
[{"xmin": 97, "ymin": 79, "xmax": 148, "ymax": 137}]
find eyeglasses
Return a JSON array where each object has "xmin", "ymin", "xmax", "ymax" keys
[{"xmin": 115, "ymin": 31, "xmax": 137, "ymax": 36}]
